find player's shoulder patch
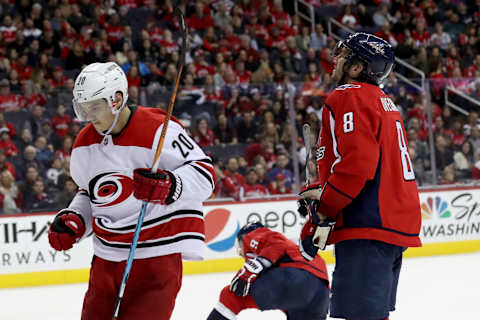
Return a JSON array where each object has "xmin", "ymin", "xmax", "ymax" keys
[{"xmin": 335, "ymin": 84, "xmax": 362, "ymax": 91}]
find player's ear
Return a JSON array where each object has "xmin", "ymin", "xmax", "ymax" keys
[
  {"xmin": 349, "ymin": 62, "xmax": 364, "ymax": 78},
  {"xmin": 114, "ymin": 92, "xmax": 124, "ymax": 110}
]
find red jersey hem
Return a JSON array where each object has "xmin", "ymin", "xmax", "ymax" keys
[{"xmin": 329, "ymin": 227, "xmax": 422, "ymax": 247}]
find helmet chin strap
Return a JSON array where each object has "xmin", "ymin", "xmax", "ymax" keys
[
  {"xmin": 99, "ymin": 99, "xmax": 125, "ymax": 136},
  {"xmin": 100, "ymin": 110, "xmax": 121, "ymax": 136}
]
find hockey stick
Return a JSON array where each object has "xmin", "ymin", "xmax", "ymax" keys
[
  {"xmin": 302, "ymin": 123, "xmax": 311, "ymax": 187},
  {"xmin": 112, "ymin": 7, "xmax": 188, "ymax": 319}
]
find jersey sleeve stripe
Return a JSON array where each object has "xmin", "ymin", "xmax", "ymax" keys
[
  {"xmin": 195, "ymin": 161, "xmax": 216, "ymax": 182},
  {"xmin": 189, "ymin": 164, "xmax": 214, "ymax": 188},
  {"xmin": 183, "ymin": 158, "xmax": 213, "ymax": 165},
  {"xmin": 324, "ymin": 102, "xmax": 334, "ymax": 117},
  {"xmin": 329, "ymin": 112, "xmax": 342, "ymax": 173}
]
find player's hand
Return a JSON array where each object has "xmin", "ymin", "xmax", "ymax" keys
[
  {"xmin": 299, "ymin": 201, "xmax": 335, "ymax": 261},
  {"xmin": 48, "ymin": 209, "xmax": 86, "ymax": 251},
  {"xmin": 298, "ymin": 182, "xmax": 323, "ymax": 200},
  {"xmin": 133, "ymin": 168, "xmax": 183, "ymax": 205},
  {"xmin": 230, "ymin": 257, "xmax": 271, "ymax": 297}
]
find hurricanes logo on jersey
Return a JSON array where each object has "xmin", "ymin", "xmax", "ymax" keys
[{"xmin": 88, "ymin": 171, "xmax": 133, "ymax": 207}]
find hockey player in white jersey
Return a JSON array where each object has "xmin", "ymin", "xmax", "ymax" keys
[{"xmin": 47, "ymin": 62, "xmax": 215, "ymax": 320}]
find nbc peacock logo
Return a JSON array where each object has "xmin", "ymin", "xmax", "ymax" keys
[
  {"xmin": 204, "ymin": 208, "xmax": 240, "ymax": 252},
  {"xmin": 421, "ymin": 196, "xmax": 451, "ymax": 219}
]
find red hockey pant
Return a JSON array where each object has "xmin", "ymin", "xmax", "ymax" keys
[{"xmin": 81, "ymin": 253, "xmax": 182, "ymax": 320}]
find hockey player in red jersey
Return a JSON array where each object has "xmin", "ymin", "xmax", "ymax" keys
[
  {"xmin": 207, "ymin": 222, "xmax": 330, "ymax": 320},
  {"xmin": 298, "ymin": 33, "xmax": 422, "ymax": 320},
  {"xmin": 47, "ymin": 62, "xmax": 215, "ymax": 320}
]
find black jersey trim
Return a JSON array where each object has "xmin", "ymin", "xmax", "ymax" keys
[
  {"xmin": 96, "ymin": 234, "xmax": 205, "ymax": 248},
  {"xmin": 96, "ymin": 209, "xmax": 203, "ymax": 232}
]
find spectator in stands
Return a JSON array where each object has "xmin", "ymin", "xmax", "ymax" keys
[
  {"xmin": 268, "ymin": 173, "xmax": 291, "ymax": 195},
  {"xmin": 263, "ymin": 122, "xmax": 279, "ymax": 146},
  {"xmin": 56, "ymin": 78, "xmax": 75, "ymax": 108},
  {"xmin": 0, "ymin": 78, "xmax": 22, "ymax": 112},
  {"xmin": 46, "ymin": 157, "xmax": 63, "ymax": 190},
  {"xmin": 309, "ymin": 23, "xmax": 326, "ymax": 51},
  {"xmin": 356, "ymin": 4, "xmax": 374, "ymax": 28},
  {"xmin": 254, "ymin": 162, "xmax": 268, "ymax": 187},
  {"xmin": 0, "ymin": 169, "xmax": 21, "ymax": 214},
  {"xmin": 0, "ymin": 148, "xmax": 15, "ymax": 178},
  {"xmin": 450, "ymin": 117, "xmax": 467, "ymax": 149},
  {"xmin": 23, "ymin": 104, "xmax": 47, "ymax": 137},
  {"xmin": 14, "ymin": 145, "xmax": 44, "ymax": 181},
  {"xmin": 0, "ymin": 112, "xmax": 16, "ymax": 139},
  {"xmin": 214, "ymin": 113, "xmax": 237, "ymax": 145},
  {"xmin": 0, "ymin": 128, "xmax": 17, "ymax": 157},
  {"xmin": 188, "ymin": 1, "xmax": 215, "ymax": 32},
  {"xmin": 193, "ymin": 118, "xmax": 214, "ymax": 147},
  {"xmin": 239, "ymin": 167, "xmax": 268, "ymax": 199},
  {"xmin": 462, "ymin": 112, "xmax": 479, "ymax": 137},
  {"xmin": 51, "ymin": 104, "xmax": 72, "ymax": 138},
  {"xmin": 24, "ymin": 177, "xmax": 55, "ymax": 211},
  {"xmin": 454, "ymin": 140, "xmax": 474, "ymax": 179},
  {"xmin": 430, "ymin": 21, "xmax": 452, "ymax": 50},
  {"xmin": 373, "ymin": 4, "xmax": 396, "ymax": 28},
  {"xmin": 221, "ymin": 157, "xmax": 245, "ymax": 199},
  {"xmin": 16, "ymin": 128, "xmax": 32, "ymax": 154},
  {"xmin": 236, "ymin": 111, "xmax": 258, "ymax": 144},
  {"xmin": 443, "ymin": 12, "xmax": 465, "ymax": 37},
  {"xmin": 337, "ymin": 5, "xmax": 359, "ymax": 30},
  {"xmin": 17, "ymin": 163, "xmax": 39, "ymax": 200},
  {"xmin": 65, "ymin": 41, "xmax": 86, "ymax": 70},
  {"xmin": 34, "ymin": 135, "xmax": 54, "ymax": 168},
  {"xmin": 49, "ymin": 66, "xmax": 66, "ymax": 89},
  {"xmin": 266, "ymin": 153, "xmax": 293, "ymax": 188},
  {"xmin": 408, "ymin": 139, "xmax": 427, "ymax": 186},
  {"xmin": 440, "ymin": 166, "xmax": 456, "ymax": 185},
  {"xmin": 54, "ymin": 176, "xmax": 77, "ymax": 209},
  {"xmin": 469, "ymin": 125, "xmax": 480, "ymax": 151},
  {"xmin": 434, "ymin": 134, "xmax": 455, "ymax": 173}
]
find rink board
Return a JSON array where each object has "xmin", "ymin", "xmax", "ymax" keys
[{"xmin": 1, "ymin": 186, "xmax": 480, "ymax": 288}]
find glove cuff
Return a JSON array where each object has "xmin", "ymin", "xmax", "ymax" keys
[
  {"xmin": 244, "ymin": 256, "xmax": 271, "ymax": 274},
  {"xmin": 57, "ymin": 208, "xmax": 84, "ymax": 223},
  {"xmin": 53, "ymin": 208, "xmax": 86, "ymax": 233},
  {"xmin": 165, "ymin": 171, "xmax": 183, "ymax": 204}
]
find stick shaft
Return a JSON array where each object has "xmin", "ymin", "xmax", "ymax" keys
[{"xmin": 302, "ymin": 124, "xmax": 311, "ymax": 187}]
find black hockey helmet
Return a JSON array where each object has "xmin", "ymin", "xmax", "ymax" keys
[
  {"xmin": 236, "ymin": 221, "xmax": 265, "ymax": 243},
  {"xmin": 333, "ymin": 32, "xmax": 395, "ymax": 85}
]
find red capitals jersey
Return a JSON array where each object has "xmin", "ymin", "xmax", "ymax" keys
[
  {"xmin": 315, "ymin": 83, "xmax": 421, "ymax": 248},
  {"xmin": 241, "ymin": 228, "xmax": 328, "ymax": 282}
]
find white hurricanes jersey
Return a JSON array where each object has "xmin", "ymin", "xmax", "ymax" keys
[{"xmin": 68, "ymin": 106, "xmax": 215, "ymax": 262}]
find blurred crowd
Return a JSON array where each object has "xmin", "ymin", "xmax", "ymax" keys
[{"xmin": 0, "ymin": 0, "xmax": 479, "ymax": 213}]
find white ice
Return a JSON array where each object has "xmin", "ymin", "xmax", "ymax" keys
[{"xmin": 1, "ymin": 252, "xmax": 479, "ymax": 320}]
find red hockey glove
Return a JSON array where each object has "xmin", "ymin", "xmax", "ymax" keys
[
  {"xmin": 299, "ymin": 201, "xmax": 335, "ymax": 261},
  {"xmin": 133, "ymin": 168, "xmax": 183, "ymax": 205},
  {"xmin": 48, "ymin": 209, "xmax": 86, "ymax": 251},
  {"xmin": 230, "ymin": 257, "xmax": 272, "ymax": 297}
]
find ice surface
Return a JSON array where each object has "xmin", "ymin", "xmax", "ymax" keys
[{"xmin": 1, "ymin": 252, "xmax": 479, "ymax": 319}]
